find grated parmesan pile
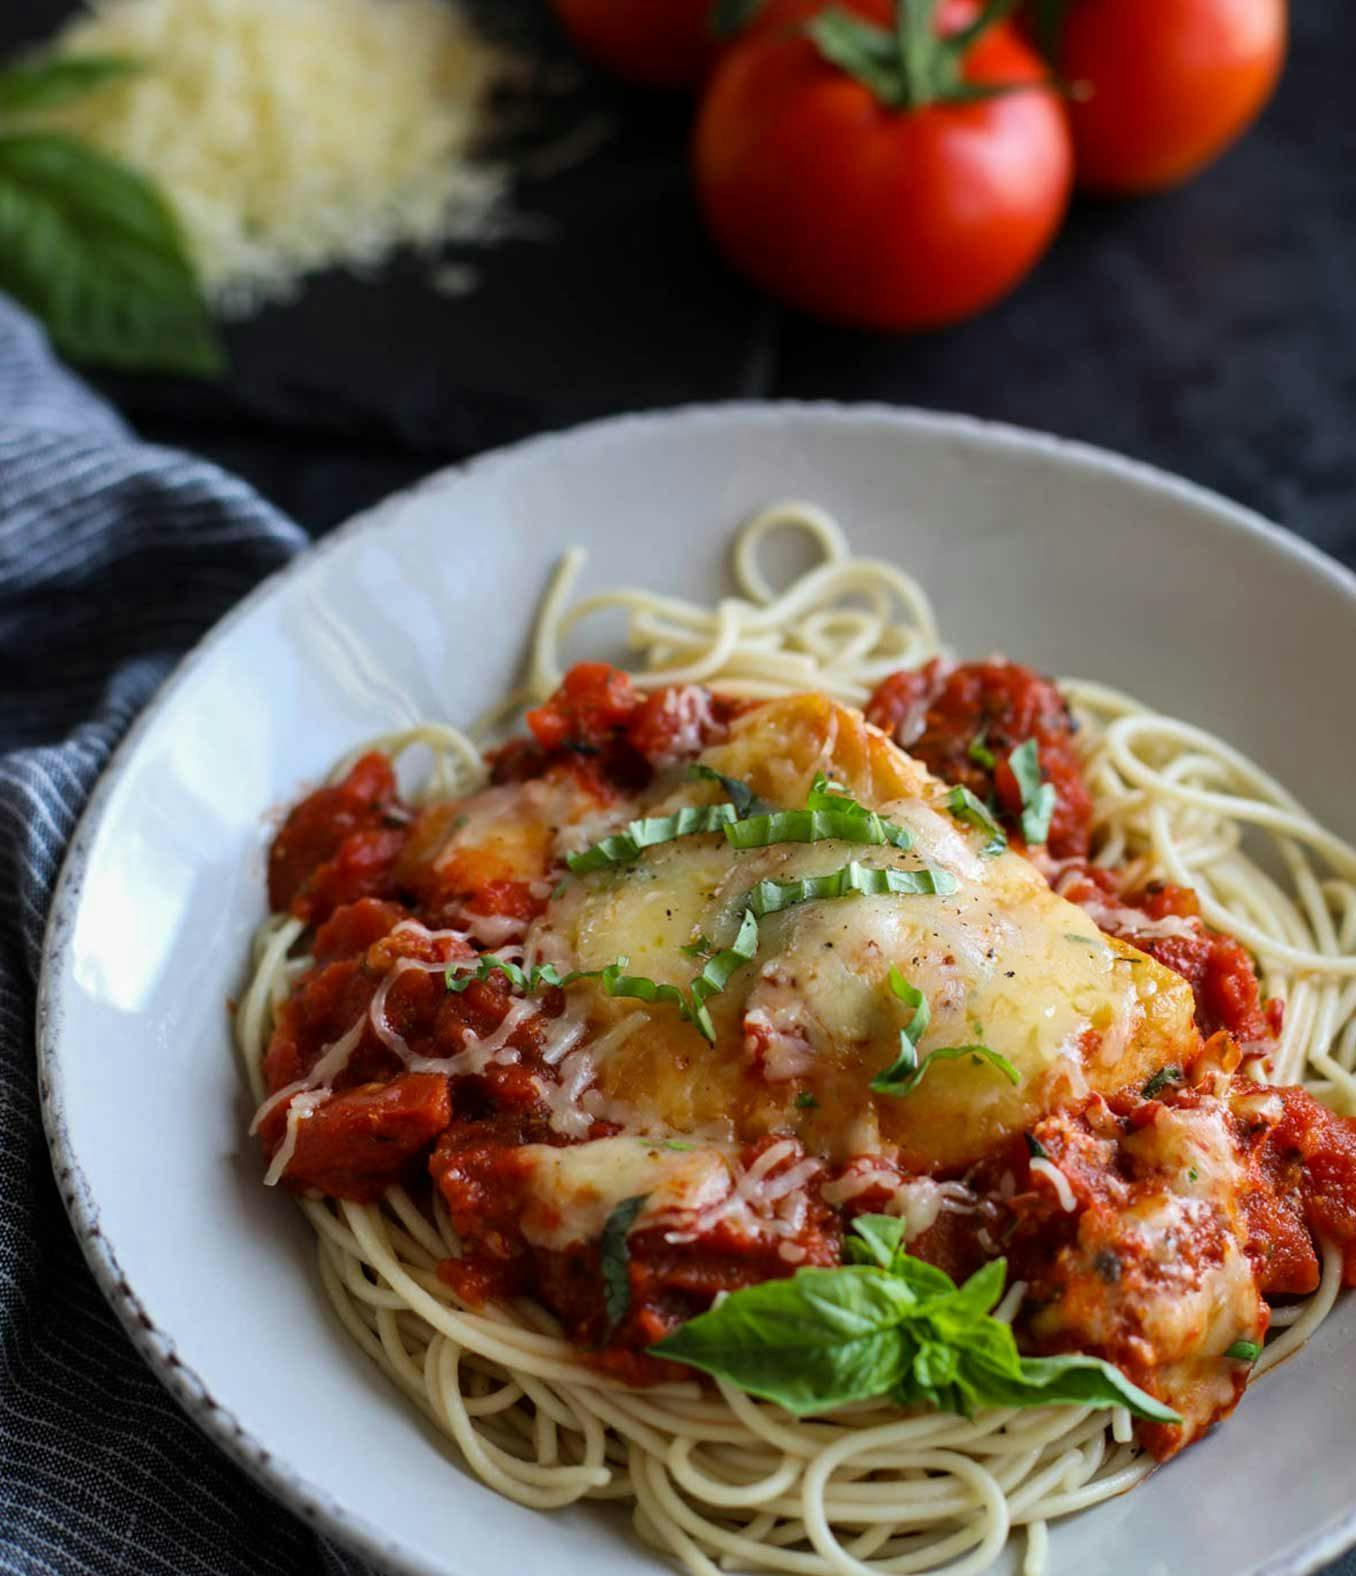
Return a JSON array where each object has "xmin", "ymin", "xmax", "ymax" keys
[{"xmin": 38, "ymin": 0, "xmax": 514, "ymax": 313}]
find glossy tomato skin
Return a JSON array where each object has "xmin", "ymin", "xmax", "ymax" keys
[
  {"xmin": 548, "ymin": 0, "xmax": 720, "ymax": 90},
  {"xmin": 693, "ymin": 0, "xmax": 1073, "ymax": 331},
  {"xmin": 1059, "ymin": 0, "xmax": 1287, "ymax": 194}
]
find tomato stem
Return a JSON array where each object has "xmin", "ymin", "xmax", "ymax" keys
[{"xmin": 805, "ymin": 0, "xmax": 1034, "ymax": 111}]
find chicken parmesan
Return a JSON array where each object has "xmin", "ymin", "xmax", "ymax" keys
[{"xmin": 238, "ymin": 511, "xmax": 1356, "ymax": 1576}]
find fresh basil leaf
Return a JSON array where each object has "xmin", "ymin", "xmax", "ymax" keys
[
  {"xmin": 889, "ymin": 1253, "xmax": 957, "ymax": 1301},
  {"xmin": 600, "ymin": 1194, "xmax": 648, "ymax": 1335},
  {"xmin": 1141, "ymin": 1064, "xmax": 1182, "ymax": 1098},
  {"xmin": 975, "ymin": 1352, "xmax": 1183, "ymax": 1424},
  {"xmin": 745, "ymin": 860, "xmax": 957, "ymax": 919},
  {"xmin": 0, "ymin": 54, "xmax": 141, "ymax": 115},
  {"xmin": 709, "ymin": 0, "xmax": 766, "ymax": 37},
  {"xmin": 844, "ymin": 1213, "xmax": 908, "ymax": 1271},
  {"xmin": 688, "ymin": 763, "xmax": 764, "ymax": 818},
  {"xmin": 568, "ymin": 802, "xmax": 739, "ymax": 873},
  {"xmin": 1225, "ymin": 1339, "xmax": 1260, "ymax": 1363},
  {"xmin": 651, "ymin": 1266, "xmax": 918, "ymax": 1414},
  {"xmin": 689, "ymin": 909, "xmax": 759, "ymax": 1038},
  {"xmin": 868, "ymin": 967, "xmax": 932, "ymax": 1095},
  {"xmin": 946, "ymin": 784, "xmax": 1007, "ymax": 856},
  {"xmin": 948, "ymin": 1257, "xmax": 1007, "ymax": 1319},
  {"xmin": 0, "ymin": 132, "xmax": 221, "ymax": 375},
  {"xmin": 968, "ymin": 728, "xmax": 996, "ymax": 771},
  {"xmin": 1009, "ymin": 739, "xmax": 1056, "ymax": 846}
]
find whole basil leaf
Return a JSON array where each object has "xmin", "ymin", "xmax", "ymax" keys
[
  {"xmin": 965, "ymin": 1351, "xmax": 1183, "ymax": 1425},
  {"xmin": 0, "ymin": 132, "xmax": 222, "ymax": 375},
  {"xmin": 0, "ymin": 55, "xmax": 141, "ymax": 115},
  {"xmin": 844, "ymin": 1213, "xmax": 907, "ymax": 1271},
  {"xmin": 651, "ymin": 1266, "xmax": 918, "ymax": 1414}
]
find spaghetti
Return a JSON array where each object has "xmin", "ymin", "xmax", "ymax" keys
[{"xmin": 236, "ymin": 504, "xmax": 1356, "ymax": 1576}]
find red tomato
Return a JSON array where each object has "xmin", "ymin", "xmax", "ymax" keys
[
  {"xmin": 547, "ymin": 0, "xmax": 721, "ymax": 90},
  {"xmin": 1055, "ymin": 0, "xmax": 1287, "ymax": 194},
  {"xmin": 693, "ymin": 0, "xmax": 1073, "ymax": 331}
]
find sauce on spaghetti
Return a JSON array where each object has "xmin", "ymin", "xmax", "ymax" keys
[{"xmin": 254, "ymin": 661, "xmax": 1356, "ymax": 1453}]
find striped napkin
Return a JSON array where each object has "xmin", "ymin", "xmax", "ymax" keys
[{"xmin": 0, "ymin": 295, "xmax": 375, "ymax": 1576}]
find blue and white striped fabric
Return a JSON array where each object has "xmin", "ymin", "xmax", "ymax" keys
[{"xmin": 0, "ymin": 297, "xmax": 374, "ymax": 1576}]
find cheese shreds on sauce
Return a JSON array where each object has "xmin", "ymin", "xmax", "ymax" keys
[{"xmin": 37, "ymin": 0, "xmax": 512, "ymax": 311}]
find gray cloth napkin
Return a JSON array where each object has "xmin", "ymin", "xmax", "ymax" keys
[{"xmin": 0, "ymin": 296, "xmax": 372, "ymax": 1576}]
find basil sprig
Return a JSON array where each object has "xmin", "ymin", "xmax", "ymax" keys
[
  {"xmin": 600, "ymin": 1194, "xmax": 647, "ymax": 1334},
  {"xmin": 0, "ymin": 55, "xmax": 222, "ymax": 374},
  {"xmin": 946, "ymin": 784, "xmax": 1007, "ymax": 856},
  {"xmin": 1010, "ymin": 739, "xmax": 1057, "ymax": 846},
  {"xmin": 651, "ymin": 1216, "xmax": 1182, "ymax": 1425}
]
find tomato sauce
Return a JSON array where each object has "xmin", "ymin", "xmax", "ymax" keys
[
  {"xmin": 255, "ymin": 662, "xmax": 1356, "ymax": 1416},
  {"xmin": 866, "ymin": 658, "xmax": 1094, "ymax": 859}
]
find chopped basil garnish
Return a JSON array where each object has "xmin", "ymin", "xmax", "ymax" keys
[
  {"xmin": 868, "ymin": 968, "xmax": 1017, "ymax": 1099},
  {"xmin": 795, "ymin": 1091, "xmax": 819, "ymax": 1110},
  {"xmin": 1026, "ymin": 1132, "xmax": 1049, "ymax": 1160},
  {"xmin": 876, "ymin": 1041, "xmax": 1020, "ymax": 1100},
  {"xmin": 689, "ymin": 910, "xmax": 759, "ymax": 1039},
  {"xmin": 600, "ymin": 1194, "xmax": 648, "ymax": 1335},
  {"xmin": 1224, "ymin": 1339, "xmax": 1260, "ymax": 1363},
  {"xmin": 745, "ymin": 859, "xmax": 957, "ymax": 917},
  {"xmin": 444, "ymin": 954, "xmax": 600, "ymax": 995},
  {"xmin": 688, "ymin": 762, "xmax": 764, "ymax": 818},
  {"xmin": 868, "ymin": 967, "xmax": 932, "ymax": 1094},
  {"xmin": 946, "ymin": 784, "xmax": 1007, "ymax": 856},
  {"xmin": 567, "ymin": 802, "xmax": 739, "ymax": 873},
  {"xmin": 651, "ymin": 1216, "xmax": 1181, "ymax": 1424},
  {"xmin": 1009, "ymin": 739, "xmax": 1056, "ymax": 846},
  {"xmin": 968, "ymin": 728, "xmax": 997, "ymax": 770},
  {"xmin": 663, "ymin": 1140, "xmax": 695, "ymax": 1152},
  {"xmin": 1141, "ymin": 1065, "xmax": 1183, "ymax": 1098},
  {"xmin": 726, "ymin": 806, "xmax": 912, "ymax": 852}
]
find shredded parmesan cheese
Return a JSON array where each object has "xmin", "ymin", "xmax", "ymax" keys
[
  {"xmin": 1030, "ymin": 1157, "xmax": 1078, "ymax": 1214},
  {"xmin": 38, "ymin": 0, "xmax": 514, "ymax": 312}
]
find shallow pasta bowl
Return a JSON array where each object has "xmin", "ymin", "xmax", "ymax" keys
[{"xmin": 37, "ymin": 404, "xmax": 1356, "ymax": 1576}]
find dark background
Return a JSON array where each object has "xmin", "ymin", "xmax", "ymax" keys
[
  {"xmin": 2, "ymin": 0, "xmax": 1354, "ymax": 566},
  {"xmin": 2, "ymin": 1, "xmax": 1355, "ymax": 1571}
]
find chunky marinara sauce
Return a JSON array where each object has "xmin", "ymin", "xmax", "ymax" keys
[{"xmin": 256, "ymin": 660, "xmax": 1356, "ymax": 1435}]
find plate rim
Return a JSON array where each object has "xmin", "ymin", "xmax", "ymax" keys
[{"xmin": 34, "ymin": 399, "xmax": 1356, "ymax": 1576}]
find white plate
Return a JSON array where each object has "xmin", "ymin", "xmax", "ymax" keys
[{"xmin": 38, "ymin": 404, "xmax": 1356, "ymax": 1576}]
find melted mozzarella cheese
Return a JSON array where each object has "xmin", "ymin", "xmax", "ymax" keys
[
  {"xmin": 532, "ymin": 695, "xmax": 1197, "ymax": 1168},
  {"xmin": 515, "ymin": 1137, "xmax": 734, "ymax": 1251}
]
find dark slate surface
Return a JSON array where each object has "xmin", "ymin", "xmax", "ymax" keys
[{"xmin": 2, "ymin": 0, "xmax": 1353, "ymax": 1570}]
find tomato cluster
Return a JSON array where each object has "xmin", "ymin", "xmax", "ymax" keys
[{"xmin": 546, "ymin": 0, "xmax": 1287, "ymax": 330}]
